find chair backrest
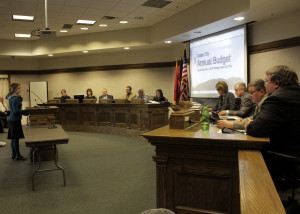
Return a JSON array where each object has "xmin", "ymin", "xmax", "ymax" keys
[
  {"xmin": 99, "ymin": 99, "xmax": 113, "ymax": 104},
  {"xmin": 65, "ymin": 99, "xmax": 79, "ymax": 104},
  {"xmin": 82, "ymin": 99, "xmax": 97, "ymax": 104},
  {"xmin": 131, "ymin": 98, "xmax": 145, "ymax": 104},
  {"xmin": 114, "ymin": 99, "xmax": 126, "ymax": 104},
  {"xmin": 141, "ymin": 208, "xmax": 175, "ymax": 214},
  {"xmin": 48, "ymin": 99, "xmax": 61, "ymax": 104}
]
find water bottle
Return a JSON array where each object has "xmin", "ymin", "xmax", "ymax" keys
[{"xmin": 201, "ymin": 107, "xmax": 210, "ymax": 133}]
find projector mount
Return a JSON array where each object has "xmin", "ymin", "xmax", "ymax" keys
[{"xmin": 31, "ymin": 0, "xmax": 56, "ymax": 39}]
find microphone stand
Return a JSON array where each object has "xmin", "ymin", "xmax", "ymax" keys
[
  {"xmin": 27, "ymin": 90, "xmax": 46, "ymax": 106},
  {"xmin": 46, "ymin": 116, "xmax": 57, "ymax": 129}
]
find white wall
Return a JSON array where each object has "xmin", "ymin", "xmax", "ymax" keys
[
  {"xmin": 39, "ymin": 67, "xmax": 174, "ymax": 100},
  {"xmin": 248, "ymin": 10, "xmax": 300, "ymax": 45},
  {"xmin": 250, "ymin": 46, "xmax": 300, "ymax": 80}
]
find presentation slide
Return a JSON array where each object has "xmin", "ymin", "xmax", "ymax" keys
[{"xmin": 190, "ymin": 26, "xmax": 247, "ymax": 98}]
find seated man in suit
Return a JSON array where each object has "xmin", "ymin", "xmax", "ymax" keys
[
  {"xmin": 99, "ymin": 88, "xmax": 113, "ymax": 100},
  {"xmin": 218, "ymin": 79, "xmax": 268, "ymax": 130},
  {"xmin": 218, "ymin": 82, "xmax": 256, "ymax": 118},
  {"xmin": 60, "ymin": 89, "xmax": 71, "ymax": 103},
  {"xmin": 136, "ymin": 88, "xmax": 149, "ymax": 103},
  {"xmin": 246, "ymin": 65, "xmax": 300, "ymax": 154},
  {"xmin": 0, "ymin": 96, "xmax": 8, "ymax": 132},
  {"xmin": 122, "ymin": 86, "xmax": 136, "ymax": 102},
  {"xmin": 246, "ymin": 66, "xmax": 300, "ymax": 207}
]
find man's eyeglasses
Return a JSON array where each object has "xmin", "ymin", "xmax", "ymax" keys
[{"xmin": 249, "ymin": 90, "xmax": 258, "ymax": 95}]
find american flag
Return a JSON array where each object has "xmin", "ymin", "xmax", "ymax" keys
[{"xmin": 180, "ymin": 50, "xmax": 190, "ymax": 101}]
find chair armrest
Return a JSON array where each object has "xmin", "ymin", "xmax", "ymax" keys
[{"xmin": 266, "ymin": 151, "xmax": 300, "ymax": 163}]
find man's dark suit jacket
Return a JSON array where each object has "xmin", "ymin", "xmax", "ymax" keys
[
  {"xmin": 99, "ymin": 95, "xmax": 113, "ymax": 100},
  {"xmin": 246, "ymin": 85, "xmax": 300, "ymax": 155},
  {"xmin": 228, "ymin": 92, "xmax": 256, "ymax": 118}
]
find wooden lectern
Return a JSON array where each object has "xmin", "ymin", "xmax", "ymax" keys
[
  {"xmin": 169, "ymin": 109, "xmax": 195, "ymax": 129},
  {"xmin": 26, "ymin": 106, "xmax": 58, "ymax": 126}
]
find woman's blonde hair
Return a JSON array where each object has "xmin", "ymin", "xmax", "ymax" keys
[{"xmin": 215, "ymin": 81, "xmax": 228, "ymax": 93}]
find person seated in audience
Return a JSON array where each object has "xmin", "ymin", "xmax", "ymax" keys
[
  {"xmin": 0, "ymin": 96, "xmax": 8, "ymax": 129},
  {"xmin": 218, "ymin": 79, "xmax": 268, "ymax": 130},
  {"xmin": 60, "ymin": 89, "xmax": 71, "ymax": 103},
  {"xmin": 85, "ymin": 88, "xmax": 96, "ymax": 100},
  {"xmin": 136, "ymin": 88, "xmax": 149, "ymax": 103},
  {"xmin": 153, "ymin": 89, "xmax": 168, "ymax": 103},
  {"xmin": 218, "ymin": 82, "xmax": 256, "ymax": 118},
  {"xmin": 99, "ymin": 88, "xmax": 113, "ymax": 100},
  {"xmin": 213, "ymin": 81, "xmax": 235, "ymax": 112},
  {"xmin": 122, "ymin": 86, "xmax": 136, "ymax": 102}
]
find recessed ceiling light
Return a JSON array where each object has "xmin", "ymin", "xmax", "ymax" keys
[
  {"xmin": 60, "ymin": 30, "xmax": 68, "ymax": 33},
  {"xmin": 77, "ymin": 20, "xmax": 96, "ymax": 25},
  {"xmin": 99, "ymin": 24, "xmax": 107, "ymax": 27},
  {"xmin": 124, "ymin": 47, "xmax": 130, "ymax": 50},
  {"xmin": 48, "ymin": 54, "xmax": 53, "ymax": 57},
  {"xmin": 82, "ymin": 50, "xmax": 89, "ymax": 53},
  {"xmin": 234, "ymin": 17, "xmax": 244, "ymax": 21},
  {"xmin": 120, "ymin": 21, "xmax": 128, "ymax": 24},
  {"xmin": 80, "ymin": 27, "xmax": 88, "ymax": 30},
  {"xmin": 13, "ymin": 15, "xmax": 34, "ymax": 21},
  {"xmin": 15, "ymin": 33, "xmax": 31, "ymax": 38},
  {"xmin": 165, "ymin": 40, "xmax": 172, "ymax": 44}
]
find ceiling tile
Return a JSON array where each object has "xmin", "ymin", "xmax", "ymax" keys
[
  {"xmin": 118, "ymin": 0, "xmax": 148, "ymax": 6},
  {"xmin": 111, "ymin": 3, "xmax": 139, "ymax": 12},
  {"xmin": 89, "ymin": 1, "xmax": 117, "ymax": 10},
  {"xmin": 39, "ymin": 0, "xmax": 66, "ymax": 5},
  {"xmin": 134, "ymin": 6, "xmax": 160, "ymax": 14},
  {"xmin": 65, "ymin": 0, "xmax": 94, "ymax": 7}
]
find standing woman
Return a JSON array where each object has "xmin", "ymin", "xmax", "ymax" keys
[{"xmin": 6, "ymin": 83, "xmax": 29, "ymax": 160}]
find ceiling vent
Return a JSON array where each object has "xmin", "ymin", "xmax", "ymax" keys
[
  {"xmin": 62, "ymin": 24, "xmax": 73, "ymax": 29},
  {"xmin": 101, "ymin": 16, "xmax": 116, "ymax": 20},
  {"xmin": 142, "ymin": 0, "xmax": 172, "ymax": 8}
]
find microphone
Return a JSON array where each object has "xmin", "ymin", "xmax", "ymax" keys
[
  {"xmin": 27, "ymin": 89, "xmax": 46, "ymax": 105},
  {"xmin": 46, "ymin": 116, "xmax": 57, "ymax": 129},
  {"xmin": 34, "ymin": 99, "xmax": 38, "ymax": 107}
]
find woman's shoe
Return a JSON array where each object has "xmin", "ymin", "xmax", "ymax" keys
[
  {"xmin": 16, "ymin": 156, "xmax": 27, "ymax": 161},
  {"xmin": 11, "ymin": 156, "xmax": 16, "ymax": 160}
]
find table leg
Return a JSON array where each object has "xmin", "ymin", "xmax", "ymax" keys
[
  {"xmin": 32, "ymin": 149, "xmax": 41, "ymax": 191},
  {"xmin": 31, "ymin": 145, "xmax": 66, "ymax": 191},
  {"xmin": 54, "ymin": 145, "xmax": 66, "ymax": 186}
]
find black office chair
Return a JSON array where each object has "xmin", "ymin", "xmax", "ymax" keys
[
  {"xmin": 234, "ymin": 97, "xmax": 241, "ymax": 110},
  {"xmin": 266, "ymin": 151, "xmax": 300, "ymax": 214}
]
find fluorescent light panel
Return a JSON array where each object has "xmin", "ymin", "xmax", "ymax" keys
[
  {"xmin": 77, "ymin": 20, "xmax": 96, "ymax": 25},
  {"xmin": 13, "ymin": 15, "xmax": 34, "ymax": 21},
  {"xmin": 120, "ymin": 21, "xmax": 128, "ymax": 24},
  {"xmin": 234, "ymin": 17, "xmax": 244, "ymax": 21},
  {"xmin": 99, "ymin": 24, "xmax": 107, "ymax": 27},
  {"xmin": 80, "ymin": 27, "xmax": 88, "ymax": 30},
  {"xmin": 15, "ymin": 33, "xmax": 31, "ymax": 38}
]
